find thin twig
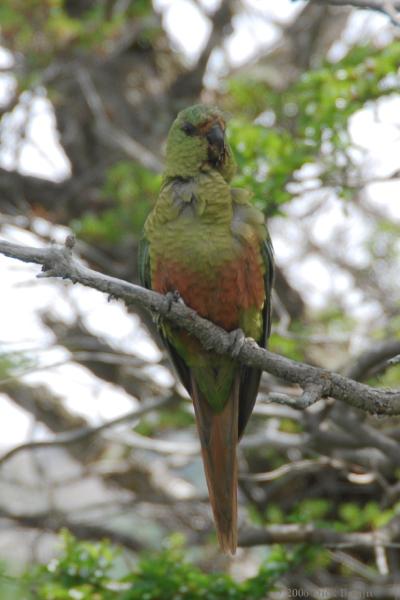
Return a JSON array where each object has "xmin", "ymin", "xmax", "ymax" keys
[
  {"xmin": 0, "ymin": 395, "xmax": 176, "ymax": 466},
  {"xmin": 239, "ymin": 514, "xmax": 400, "ymax": 549},
  {"xmin": 78, "ymin": 69, "xmax": 162, "ymax": 172},
  {"xmin": 314, "ymin": 0, "xmax": 400, "ymax": 26}
]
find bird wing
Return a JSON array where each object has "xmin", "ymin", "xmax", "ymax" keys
[
  {"xmin": 238, "ymin": 232, "xmax": 274, "ymax": 439},
  {"xmin": 138, "ymin": 234, "xmax": 193, "ymax": 394}
]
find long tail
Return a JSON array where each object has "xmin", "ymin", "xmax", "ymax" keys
[{"xmin": 191, "ymin": 374, "xmax": 239, "ymax": 554}]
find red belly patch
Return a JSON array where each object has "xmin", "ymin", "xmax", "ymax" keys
[{"xmin": 152, "ymin": 243, "xmax": 265, "ymax": 331}]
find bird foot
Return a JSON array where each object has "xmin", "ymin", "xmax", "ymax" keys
[
  {"xmin": 159, "ymin": 290, "xmax": 185, "ymax": 321},
  {"xmin": 228, "ymin": 328, "xmax": 246, "ymax": 359},
  {"xmin": 165, "ymin": 290, "xmax": 185, "ymax": 310}
]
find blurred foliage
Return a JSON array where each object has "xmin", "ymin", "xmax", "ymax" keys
[
  {"xmin": 254, "ymin": 497, "xmax": 400, "ymax": 535},
  {"xmin": 370, "ymin": 365, "xmax": 400, "ymax": 387},
  {"xmin": 336, "ymin": 500, "xmax": 399, "ymax": 531},
  {"xmin": 0, "ymin": 564, "xmax": 21, "ymax": 600},
  {"xmin": 0, "ymin": 351, "xmax": 36, "ymax": 381},
  {"xmin": 227, "ymin": 41, "xmax": 400, "ymax": 216},
  {"xmin": 1, "ymin": 531, "xmax": 313, "ymax": 599},
  {"xmin": 0, "ymin": 0, "xmax": 156, "ymax": 65},
  {"xmin": 268, "ymin": 331, "xmax": 306, "ymax": 361},
  {"xmin": 135, "ymin": 403, "xmax": 194, "ymax": 436},
  {"xmin": 73, "ymin": 162, "xmax": 161, "ymax": 244}
]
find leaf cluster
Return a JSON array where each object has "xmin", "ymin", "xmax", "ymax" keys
[
  {"xmin": 227, "ymin": 42, "xmax": 400, "ymax": 215},
  {"xmin": 7, "ymin": 531, "xmax": 307, "ymax": 600},
  {"xmin": 73, "ymin": 162, "xmax": 161, "ymax": 244},
  {"xmin": 0, "ymin": 0, "xmax": 156, "ymax": 65}
]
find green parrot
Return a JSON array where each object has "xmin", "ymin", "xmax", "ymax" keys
[{"xmin": 139, "ymin": 104, "xmax": 274, "ymax": 554}]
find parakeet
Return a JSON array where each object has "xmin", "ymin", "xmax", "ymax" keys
[{"xmin": 139, "ymin": 104, "xmax": 274, "ymax": 554}]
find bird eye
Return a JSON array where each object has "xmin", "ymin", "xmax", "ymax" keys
[{"xmin": 181, "ymin": 122, "xmax": 196, "ymax": 136}]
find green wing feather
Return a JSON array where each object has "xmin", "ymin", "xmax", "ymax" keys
[
  {"xmin": 138, "ymin": 235, "xmax": 193, "ymax": 394},
  {"xmin": 138, "ymin": 236, "xmax": 152, "ymax": 290},
  {"xmin": 238, "ymin": 232, "xmax": 274, "ymax": 439}
]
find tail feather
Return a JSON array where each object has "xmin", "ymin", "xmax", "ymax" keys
[{"xmin": 191, "ymin": 374, "xmax": 239, "ymax": 554}]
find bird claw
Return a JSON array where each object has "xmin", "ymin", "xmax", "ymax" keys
[
  {"xmin": 158, "ymin": 290, "xmax": 185, "ymax": 322},
  {"xmin": 228, "ymin": 328, "xmax": 246, "ymax": 359},
  {"xmin": 165, "ymin": 290, "xmax": 184, "ymax": 310}
]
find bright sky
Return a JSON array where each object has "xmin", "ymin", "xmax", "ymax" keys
[{"xmin": 1, "ymin": 0, "xmax": 400, "ymax": 449}]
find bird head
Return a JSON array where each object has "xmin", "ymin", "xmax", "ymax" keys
[{"xmin": 164, "ymin": 104, "xmax": 236, "ymax": 182}]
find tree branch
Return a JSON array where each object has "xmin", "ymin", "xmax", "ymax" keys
[
  {"xmin": 345, "ymin": 339, "xmax": 400, "ymax": 381},
  {"xmin": 0, "ymin": 396, "xmax": 175, "ymax": 466},
  {"xmin": 314, "ymin": 0, "xmax": 400, "ymax": 26},
  {"xmin": 239, "ymin": 514, "xmax": 400, "ymax": 549},
  {"xmin": 1, "ymin": 237, "xmax": 400, "ymax": 414},
  {"xmin": 0, "ymin": 506, "xmax": 144, "ymax": 552},
  {"xmin": 77, "ymin": 68, "xmax": 163, "ymax": 173}
]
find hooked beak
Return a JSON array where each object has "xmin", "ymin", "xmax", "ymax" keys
[{"xmin": 206, "ymin": 123, "xmax": 225, "ymax": 163}]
